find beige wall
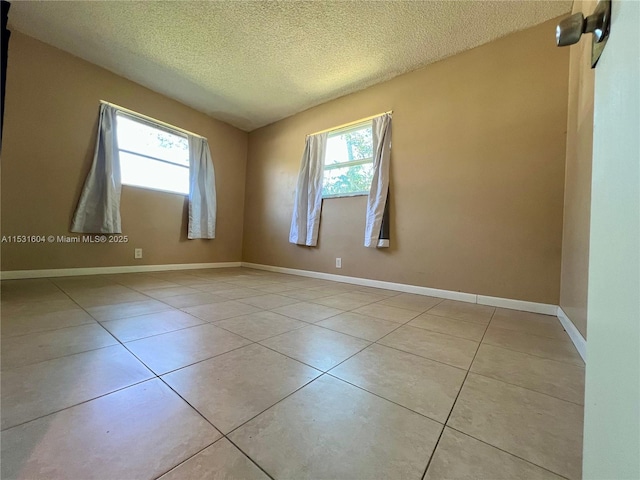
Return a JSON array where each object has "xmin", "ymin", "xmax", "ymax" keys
[
  {"xmin": 1, "ymin": 32, "xmax": 248, "ymax": 271},
  {"xmin": 243, "ymin": 18, "xmax": 569, "ymax": 305},
  {"xmin": 559, "ymin": 0, "xmax": 595, "ymax": 338}
]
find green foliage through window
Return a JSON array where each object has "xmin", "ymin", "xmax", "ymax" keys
[{"xmin": 322, "ymin": 122, "xmax": 374, "ymax": 197}]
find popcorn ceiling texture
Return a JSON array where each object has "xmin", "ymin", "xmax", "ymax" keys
[{"xmin": 9, "ymin": 1, "xmax": 570, "ymax": 131}]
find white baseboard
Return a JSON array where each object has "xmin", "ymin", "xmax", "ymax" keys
[
  {"xmin": 245, "ymin": 262, "xmax": 586, "ymax": 360},
  {"xmin": 242, "ymin": 262, "xmax": 476, "ymax": 303},
  {"xmin": 557, "ymin": 306, "xmax": 587, "ymax": 362},
  {"xmin": 477, "ymin": 295, "xmax": 558, "ymax": 316},
  {"xmin": 0, "ymin": 262, "xmax": 242, "ymax": 280},
  {"xmin": 243, "ymin": 262, "xmax": 555, "ymax": 313}
]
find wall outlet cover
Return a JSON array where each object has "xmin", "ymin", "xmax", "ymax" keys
[
  {"xmin": 134, "ymin": 248, "xmax": 143, "ymax": 259},
  {"xmin": 336, "ymin": 258, "xmax": 342, "ymax": 268}
]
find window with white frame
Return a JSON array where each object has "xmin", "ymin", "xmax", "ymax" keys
[
  {"xmin": 322, "ymin": 121, "xmax": 374, "ymax": 198},
  {"xmin": 115, "ymin": 113, "xmax": 190, "ymax": 195}
]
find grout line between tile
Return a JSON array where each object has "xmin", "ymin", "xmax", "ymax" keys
[
  {"xmin": 420, "ymin": 306, "xmax": 496, "ymax": 480},
  {"xmin": 481, "ymin": 338, "xmax": 584, "ymax": 367},
  {"xmin": 0, "ymin": 377, "xmax": 156, "ymax": 432},
  {"xmin": 151, "ymin": 437, "xmax": 224, "ymax": 480},
  {"xmin": 224, "ymin": 437, "xmax": 278, "ymax": 480},
  {"xmin": 2, "ymin": 269, "xmax": 580, "ymax": 479},
  {"xmin": 444, "ymin": 426, "xmax": 573, "ymax": 480},
  {"xmin": 360, "ymin": 342, "xmax": 470, "ymax": 372},
  {"xmin": 468, "ymin": 370, "xmax": 585, "ymax": 407},
  {"xmin": 222, "ymin": 373, "xmax": 323, "ymax": 438},
  {"xmin": 324, "ymin": 372, "xmax": 447, "ymax": 425}
]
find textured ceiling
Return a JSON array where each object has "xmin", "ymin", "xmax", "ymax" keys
[{"xmin": 8, "ymin": 1, "xmax": 571, "ymax": 131}]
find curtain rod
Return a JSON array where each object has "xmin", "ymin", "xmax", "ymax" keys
[
  {"xmin": 99, "ymin": 100, "xmax": 206, "ymax": 139},
  {"xmin": 306, "ymin": 111, "xmax": 392, "ymax": 137}
]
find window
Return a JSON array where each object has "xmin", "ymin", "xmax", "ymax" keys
[
  {"xmin": 322, "ymin": 121, "xmax": 374, "ymax": 198},
  {"xmin": 115, "ymin": 113, "xmax": 190, "ymax": 195}
]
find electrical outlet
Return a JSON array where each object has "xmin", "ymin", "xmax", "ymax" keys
[
  {"xmin": 336, "ymin": 257, "xmax": 342, "ymax": 268},
  {"xmin": 134, "ymin": 248, "xmax": 143, "ymax": 259}
]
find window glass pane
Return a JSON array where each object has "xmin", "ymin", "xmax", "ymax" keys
[
  {"xmin": 120, "ymin": 152, "xmax": 189, "ymax": 195},
  {"xmin": 322, "ymin": 163, "xmax": 374, "ymax": 197},
  {"xmin": 116, "ymin": 114, "xmax": 189, "ymax": 166},
  {"xmin": 325, "ymin": 124, "xmax": 373, "ymax": 167}
]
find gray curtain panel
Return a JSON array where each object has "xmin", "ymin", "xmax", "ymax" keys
[
  {"xmin": 187, "ymin": 136, "xmax": 217, "ymax": 239},
  {"xmin": 70, "ymin": 103, "xmax": 122, "ymax": 234},
  {"xmin": 289, "ymin": 132, "xmax": 328, "ymax": 246},
  {"xmin": 364, "ymin": 113, "xmax": 392, "ymax": 247}
]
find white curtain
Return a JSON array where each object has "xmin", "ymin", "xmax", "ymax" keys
[
  {"xmin": 289, "ymin": 132, "xmax": 328, "ymax": 246},
  {"xmin": 71, "ymin": 104, "xmax": 122, "ymax": 233},
  {"xmin": 364, "ymin": 113, "xmax": 392, "ymax": 247},
  {"xmin": 188, "ymin": 136, "xmax": 217, "ymax": 239}
]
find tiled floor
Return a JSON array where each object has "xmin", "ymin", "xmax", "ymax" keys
[{"xmin": 0, "ymin": 267, "xmax": 585, "ymax": 479}]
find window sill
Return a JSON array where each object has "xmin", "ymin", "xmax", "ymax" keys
[
  {"xmin": 322, "ymin": 192, "xmax": 369, "ymax": 200},
  {"xmin": 122, "ymin": 184, "xmax": 189, "ymax": 197}
]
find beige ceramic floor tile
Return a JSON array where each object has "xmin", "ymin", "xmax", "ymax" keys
[
  {"xmin": 271, "ymin": 302, "xmax": 344, "ymax": 323},
  {"xmin": 183, "ymin": 301, "xmax": 262, "ymax": 322},
  {"xmin": 111, "ymin": 274, "xmax": 177, "ymax": 290},
  {"xmin": 213, "ymin": 311, "xmax": 308, "ymax": 342},
  {"xmin": 352, "ymin": 303, "xmax": 419, "ymax": 323},
  {"xmin": 127, "ymin": 279, "xmax": 182, "ymax": 292},
  {"xmin": 161, "ymin": 292, "xmax": 227, "ymax": 308},
  {"xmin": 0, "ymin": 298, "xmax": 79, "ymax": 318},
  {"xmin": 237, "ymin": 294, "xmax": 299, "ymax": 309},
  {"xmin": 142, "ymin": 286, "xmax": 203, "ymax": 299},
  {"xmin": 215, "ymin": 287, "xmax": 265, "ymax": 300},
  {"xmin": 1, "ymin": 345, "xmax": 153, "ymax": 429},
  {"xmin": 281, "ymin": 289, "xmax": 334, "ymax": 301},
  {"xmin": 316, "ymin": 312, "xmax": 399, "ymax": 342},
  {"xmin": 69, "ymin": 286, "xmax": 150, "ymax": 308},
  {"xmin": 1, "ymin": 323, "xmax": 118, "ymax": 370},
  {"xmin": 425, "ymin": 428, "xmax": 564, "ymax": 480},
  {"xmin": 161, "ymin": 273, "xmax": 225, "ymax": 289},
  {"xmin": 292, "ymin": 279, "xmax": 336, "ymax": 288},
  {"xmin": 490, "ymin": 308, "xmax": 568, "ymax": 339},
  {"xmin": 163, "ymin": 344, "xmax": 320, "ymax": 433},
  {"xmin": 378, "ymin": 325, "xmax": 479, "ymax": 369},
  {"xmin": 168, "ymin": 276, "xmax": 225, "ymax": 287},
  {"xmin": 260, "ymin": 325, "xmax": 370, "ymax": 371},
  {"xmin": 190, "ymin": 283, "xmax": 241, "ymax": 294},
  {"xmin": 229, "ymin": 375, "xmax": 442, "ymax": 480},
  {"xmin": 0, "ymin": 379, "xmax": 220, "ymax": 480},
  {"xmin": 427, "ymin": 300, "xmax": 495, "ymax": 324},
  {"xmin": 1, "ymin": 309, "xmax": 96, "ymax": 338},
  {"xmin": 448, "ymin": 374, "xmax": 583, "ymax": 479},
  {"xmin": 308, "ymin": 285, "xmax": 355, "ymax": 296},
  {"xmin": 331, "ymin": 343, "xmax": 466, "ymax": 422},
  {"xmin": 160, "ymin": 438, "xmax": 269, "ymax": 480},
  {"xmin": 0, "ymin": 268, "xmax": 585, "ymax": 480},
  {"xmin": 51, "ymin": 276, "xmax": 116, "ymax": 291},
  {"xmin": 483, "ymin": 326, "xmax": 584, "ymax": 366},
  {"xmin": 1, "ymin": 279, "xmax": 62, "ymax": 295},
  {"xmin": 86, "ymin": 299, "xmax": 174, "ymax": 322},
  {"xmin": 471, "ymin": 344, "xmax": 585, "ymax": 404},
  {"xmin": 125, "ymin": 324, "xmax": 251, "ymax": 374},
  {"xmin": 312, "ymin": 292, "xmax": 380, "ymax": 310},
  {"xmin": 353, "ymin": 286, "xmax": 400, "ymax": 297},
  {"xmin": 0, "ymin": 289, "xmax": 69, "ymax": 304},
  {"xmin": 101, "ymin": 310, "xmax": 205, "ymax": 343},
  {"xmin": 253, "ymin": 283, "xmax": 302, "ymax": 294},
  {"xmin": 225, "ymin": 278, "xmax": 278, "ymax": 288},
  {"xmin": 378, "ymin": 293, "xmax": 443, "ymax": 312},
  {"xmin": 408, "ymin": 313, "xmax": 487, "ymax": 341},
  {"xmin": 0, "ymin": 279, "xmax": 65, "ymax": 301}
]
